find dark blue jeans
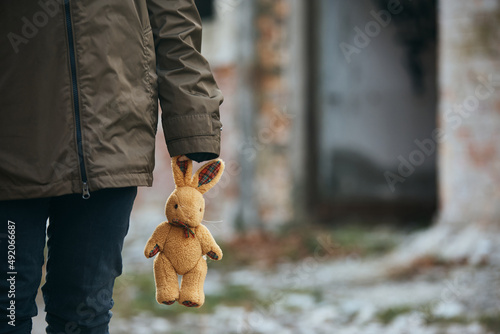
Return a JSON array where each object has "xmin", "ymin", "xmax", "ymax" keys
[{"xmin": 0, "ymin": 187, "xmax": 137, "ymax": 334}]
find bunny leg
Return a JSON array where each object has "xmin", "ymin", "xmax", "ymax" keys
[
  {"xmin": 178, "ymin": 257, "xmax": 207, "ymax": 308},
  {"xmin": 153, "ymin": 255, "xmax": 179, "ymax": 305}
]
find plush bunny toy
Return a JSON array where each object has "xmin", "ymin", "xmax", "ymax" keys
[{"xmin": 144, "ymin": 156, "xmax": 224, "ymax": 308}]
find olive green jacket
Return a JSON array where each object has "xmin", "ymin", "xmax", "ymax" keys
[{"xmin": 0, "ymin": 0, "xmax": 223, "ymax": 200}]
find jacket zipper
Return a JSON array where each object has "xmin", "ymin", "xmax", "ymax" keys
[{"xmin": 64, "ymin": 0, "xmax": 90, "ymax": 199}]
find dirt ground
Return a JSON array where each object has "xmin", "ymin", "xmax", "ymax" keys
[{"xmin": 31, "ymin": 226, "xmax": 500, "ymax": 334}]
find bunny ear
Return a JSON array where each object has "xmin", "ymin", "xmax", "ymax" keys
[
  {"xmin": 172, "ymin": 156, "xmax": 193, "ymax": 187},
  {"xmin": 192, "ymin": 159, "xmax": 225, "ymax": 194}
]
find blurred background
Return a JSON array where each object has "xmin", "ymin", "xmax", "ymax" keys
[{"xmin": 36, "ymin": 0, "xmax": 500, "ymax": 333}]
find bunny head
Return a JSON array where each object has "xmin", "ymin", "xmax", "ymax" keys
[{"xmin": 165, "ymin": 156, "xmax": 225, "ymax": 228}]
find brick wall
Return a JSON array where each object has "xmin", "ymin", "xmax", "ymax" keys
[{"xmin": 133, "ymin": 0, "xmax": 306, "ymax": 236}]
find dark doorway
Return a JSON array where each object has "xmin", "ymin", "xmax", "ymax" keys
[{"xmin": 307, "ymin": 0, "xmax": 438, "ymax": 222}]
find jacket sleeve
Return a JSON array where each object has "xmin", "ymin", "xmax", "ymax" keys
[{"xmin": 147, "ymin": 0, "xmax": 223, "ymax": 159}]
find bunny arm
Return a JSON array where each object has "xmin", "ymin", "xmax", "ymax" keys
[
  {"xmin": 196, "ymin": 224, "xmax": 223, "ymax": 261},
  {"xmin": 144, "ymin": 221, "xmax": 172, "ymax": 258}
]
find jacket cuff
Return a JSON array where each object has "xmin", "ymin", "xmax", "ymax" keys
[
  {"xmin": 166, "ymin": 132, "xmax": 221, "ymax": 158},
  {"xmin": 163, "ymin": 113, "xmax": 221, "ymax": 141},
  {"xmin": 162, "ymin": 112, "xmax": 221, "ymax": 158}
]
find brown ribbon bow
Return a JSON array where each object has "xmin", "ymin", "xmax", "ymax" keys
[{"xmin": 169, "ymin": 219, "xmax": 195, "ymax": 238}]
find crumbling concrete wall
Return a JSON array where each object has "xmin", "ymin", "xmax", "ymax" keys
[{"xmin": 438, "ymin": 0, "xmax": 500, "ymax": 227}]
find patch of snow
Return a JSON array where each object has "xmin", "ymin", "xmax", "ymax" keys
[{"xmin": 433, "ymin": 301, "xmax": 465, "ymax": 318}]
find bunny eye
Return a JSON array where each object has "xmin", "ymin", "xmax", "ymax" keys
[
  {"xmin": 174, "ymin": 204, "xmax": 178, "ymax": 209},
  {"xmin": 199, "ymin": 208, "xmax": 202, "ymax": 212}
]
